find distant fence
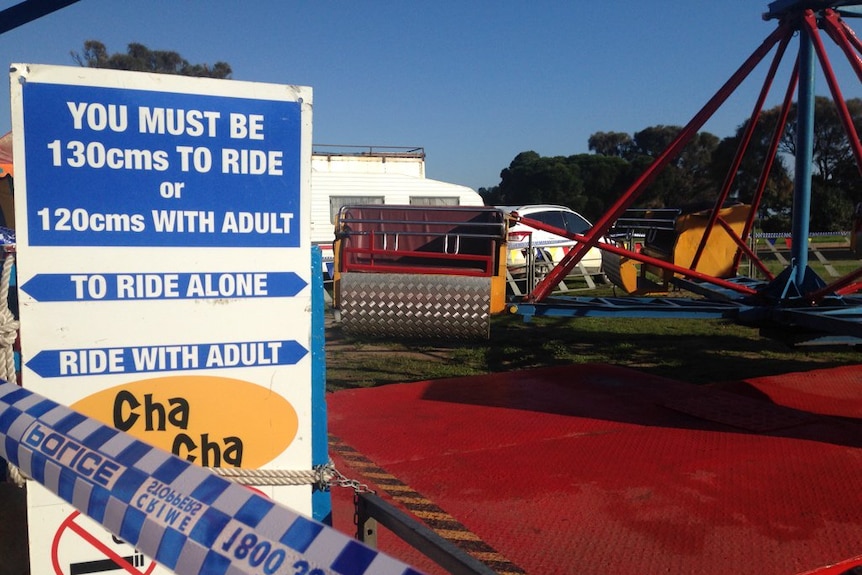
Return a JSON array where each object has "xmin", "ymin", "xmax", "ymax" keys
[
  {"xmin": 753, "ymin": 231, "xmax": 849, "ymax": 239},
  {"xmin": 751, "ymin": 231, "xmax": 854, "ymax": 277}
]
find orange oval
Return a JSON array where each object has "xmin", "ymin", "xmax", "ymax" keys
[{"xmin": 71, "ymin": 375, "xmax": 298, "ymax": 469}]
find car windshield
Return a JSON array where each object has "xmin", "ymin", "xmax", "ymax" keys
[
  {"xmin": 525, "ymin": 210, "xmax": 592, "ymax": 236},
  {"xmin": 529, "ymin": 210, "xmax": 566, "ymax": 230},
  {"xmin": 563, "ymin": 212, "xmax": 591, "ymax": 234}
]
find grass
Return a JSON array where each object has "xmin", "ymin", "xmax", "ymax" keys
[
  {"xmin": 325, "ymin": 310, "xmax": 861, "ymax": 392},
  {"xmin": 325, "ymin": 243, "xmax": 862, "ymax": 393}
]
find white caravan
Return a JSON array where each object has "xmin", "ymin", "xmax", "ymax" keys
[{"xmin": 311, "ymin": 146, "xmax": 484, "ymax": 273}]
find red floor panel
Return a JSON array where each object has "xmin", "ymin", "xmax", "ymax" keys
[
  {"xmin": 326, "ymin": 364, "xmax": 862, "ymax": 575},
  {"xmin": 739, "ymin": 365, "xmax": 862, "ymax": 419}
]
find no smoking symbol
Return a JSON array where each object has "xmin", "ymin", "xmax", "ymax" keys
[{"xmin": 51, "ymin": 511, "xmax": 156, "ymax": 575}]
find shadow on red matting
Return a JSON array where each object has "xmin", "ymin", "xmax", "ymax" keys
[{"xmin": 326, "ymin": 363, "xmax": 862, "ymax": 575}]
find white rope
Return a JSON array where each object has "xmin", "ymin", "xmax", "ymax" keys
[
  {"xmin": 211, "ymin": 463, "xmax": 335, "ymax": 489},
  {"xmin": 0, "ymin": 252, "xmax": 24, "ymax": 487},
  {"xmin": 7, "ymin": 462, "xmax": 27, "ymax": 487},
  {"xmin": 9, "ymin": 460, "xmax": 336, "ymax": 490},
  {"xmin": 0, "ymin": 252, "xmax": 18, "ymax": 383}
]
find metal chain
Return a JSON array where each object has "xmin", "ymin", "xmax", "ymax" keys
[
  {"xmin": 326, "ymin": 461, "xmax": 375, "ymax": 494},
  {"xmin": 353, "ymin": 491, "xmax": 362, "ymax": 538},
  {"xmin": 323, "ymin": 460, "xmax": 376, "ymax": 535}
]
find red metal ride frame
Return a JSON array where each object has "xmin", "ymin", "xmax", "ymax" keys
[{"xmin": 525, "ymin": 22, "xmax": 792, "ymax": 303}]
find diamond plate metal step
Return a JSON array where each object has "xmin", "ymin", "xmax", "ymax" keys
[{"xmin": 339, "ymin": 272, "xmax": 491, "ymax": 339}]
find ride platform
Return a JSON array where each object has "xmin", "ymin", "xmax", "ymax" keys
[{"xmin": 326, "ymin": 363, "xmax": 862, "ymax": 575}]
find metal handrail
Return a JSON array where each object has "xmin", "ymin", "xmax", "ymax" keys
[
  {"xmin": 335, "ymin": 205, "xmax": 506, "ymax": 277},
  {"xmin": 339, "ymin": 229, "xmax": 504, "ymax": 239},
  {"xmin": 612, "ymin": 208, "xmax": 681, "ymax": 232},
  {"xmin": 336, "ymin": 218, "xmax": 506, "ymax": 239},
  {"xmin": 355, "ymin": 492, "xmax": 497, "ymax": 575},
  {"xmin": 313, "ymin": 144, "xmax": 425, "ymax": 158},
  {"xmin": 340, "ymin": 235, "xmax": 495, "ymax": 276}
]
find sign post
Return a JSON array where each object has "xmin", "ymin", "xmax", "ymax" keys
[{"xmin": 10, "ymin": 63, "xmax": 319, "ymax": 574}]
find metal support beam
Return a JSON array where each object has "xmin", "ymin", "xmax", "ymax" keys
[
  {"xmin": 513, "ymin": 214, "xmax": 759, "ymax": 296},
  {"xmin": 0, "ymin": 0, "xmax": 81, "ymax": 35},
  {"xmin": 791, "ymin": 13, "xmax": 816, "ymax": 287},
  {"xmin": 692, "ymin": 33, "xmax": 792, "ymax": 274},
  {"xmin": 765, "ymin": 0, "xmax": 862, "ymax": 20}
]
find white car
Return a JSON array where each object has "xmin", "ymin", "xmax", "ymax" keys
[{"xmin": 499, "ymin": 204, "xmax": 605, "ymax": 278}]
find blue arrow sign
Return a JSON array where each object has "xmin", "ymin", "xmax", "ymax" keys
[
  {"xmin": 26, "ymin": 340, "xmax": 309, "ymax": 378},
  {"xmin": 20, "ymin": 271, "xmax": 308, "ymax": 302}
]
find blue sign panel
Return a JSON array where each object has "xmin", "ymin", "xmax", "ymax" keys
[
  {"xmin": 21, "ymin": 271, "xmax": 307, "ymax": 302},
  {"xmin": 22, "ymin": 83, "xmax": 302, "ymax": 247},
  {"xmin": 26, "ymin": 339, "xmax": 309, "ymax": 378}
]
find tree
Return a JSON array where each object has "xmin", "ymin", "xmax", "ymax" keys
[
  {"xmin": 485, "ymin": 97, "xmax": 861, "ymax": 232},
  {"xmin": 709, "ymin": 107, "xmax": 793, "ymax": 230},
  {"xmin": 780, "ymin": 97, "xmax": 862, "ymax": 184},
  {"xmin": 487, "ymin": 126, "xmax": 723, "ymax": 219},
  {"xmin": 568, "ymin": 154, "xmax": 631, "ymax": 219},
  {"xmin": 797, "ymin": 97, "xmax": 862, "ymax": 231},
  {"xmin": 494, "ymin": 151, "xmax": 585, "ymax": 208},
  {"xmin": 811, "ymin": 182, "xmax": 854, "ymax": 231},
  {"xmin": 628, "ymin": 125, "xmax": 681, "ymax": 160},
  {"xmin": 72, "ymin": 40, "xmax": 232, "ymax": 79},
  {"xmin": 588, "ymin": 131, "xmax": 632, "ymax": 158},
  {"xmin": 720, "ymin": 96, "xmax": 862, "ymax": 231},
  {"xmin": 621, "ymin": 126, "xmax": 722, "ymax": 208}
]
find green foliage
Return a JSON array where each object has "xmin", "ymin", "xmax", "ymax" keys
[
  {"xmin": 485, "ymin": 125, "xmax": 724, "ymax": 220},
  {"xmin": 630, "ymin": 125, "xmax": 681, "ymax": 159},
  {"xmin": 482, "ymin": 152, "xmax": 627, "ymax": 220},
  {"xmin": 588, "ymin": 131, "xmax": 632, "ymax": 157},
  {"xmin": 811, "ymin": 181, "xmax": 854, "ymax": 231},
  {"xmin": 498, "ymin": 151, "xmax": 584, "ymax": 207},
  {"xmin": 72, "ymin": 40, "xmax": 232, "ymax": 79},
  {"xmin": 568, "ymin": 154, "xmax": 631, "ymax": 217}
]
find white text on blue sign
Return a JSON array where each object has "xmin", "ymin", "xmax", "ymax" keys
[
  {"xmin": 21, "ymin": 272, "xmax": 307, "ymax": 301},
  {"xmin": 26, "ymin": 340, "xmax": 309, "ymax": 377},
  {"xmin": 23, "ymin": 83, "xmax": 303, "ymax": 248}
]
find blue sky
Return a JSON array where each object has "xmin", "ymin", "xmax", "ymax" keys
[{"xmin": 1, "ymin": 1, "xmax": 860, "ymax": 191}]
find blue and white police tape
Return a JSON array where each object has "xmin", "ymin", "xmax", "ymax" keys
[
  {"xmin": 506, "ymin": 239, "xmax": 574, "ymax": 250},
  {"xmin": 0, "ymin": 381, "xmax": 424, "ymax": 575}
]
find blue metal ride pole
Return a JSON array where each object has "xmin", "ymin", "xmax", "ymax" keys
[{"xmin": 791, "ymin": 19, "xmax": 816, "ymax": 288}]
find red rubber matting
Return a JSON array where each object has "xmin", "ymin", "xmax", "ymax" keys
[{"xmin": 326, "ymin": 364, "xmax": 862, "ymax": 575}]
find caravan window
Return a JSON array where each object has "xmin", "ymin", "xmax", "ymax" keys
[
  {"xmin": 410, "ymin": 196, "xmax": 460, "ymax": 207},
  {"xmin": 329, "ymin": 196, "xmax": 384, "ymax": 223}
]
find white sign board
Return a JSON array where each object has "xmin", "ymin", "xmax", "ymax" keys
[{"xmin": 10, "ymin": 63, "xmax": 314, "ymax": 575}]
